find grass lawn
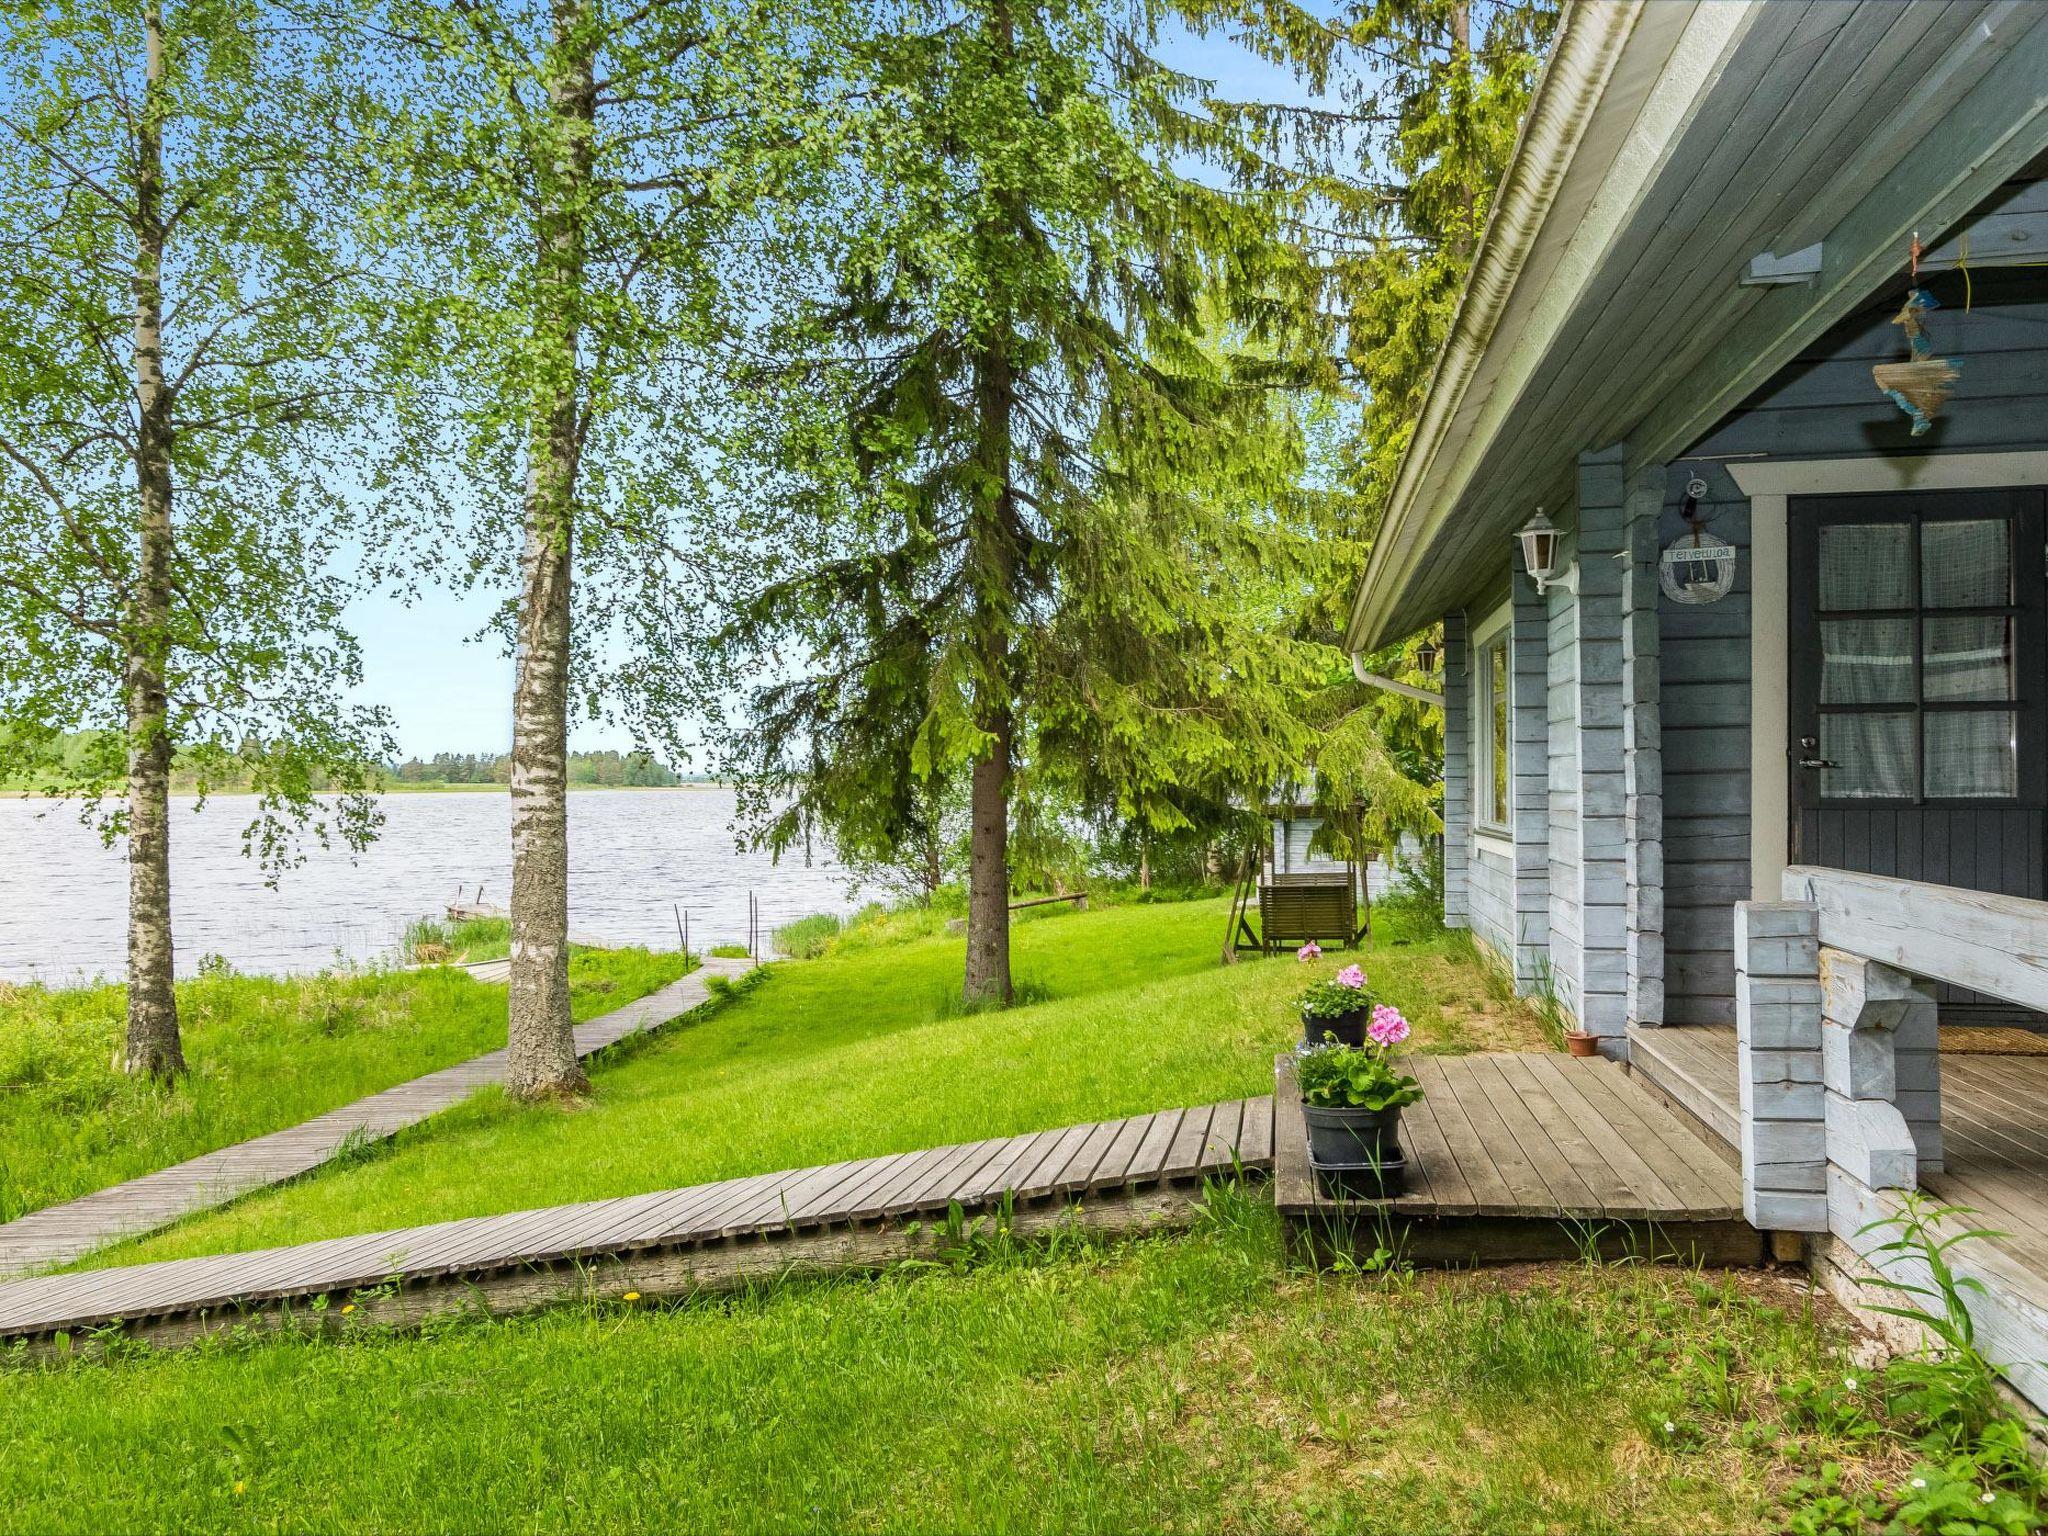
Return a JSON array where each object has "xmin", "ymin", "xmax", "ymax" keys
[
  {"xmin": 0, "ymin": 1191, "xmax": 1912, "ymax": 1533},
  {"xmin": 102, "ymin": 897, "xmax": 1546, "ymax": 1266},
  {"xmin": 0, "ymin": 945, "xmax": 692, "ymax": 1223}
]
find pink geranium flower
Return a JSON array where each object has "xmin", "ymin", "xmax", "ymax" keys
[
  {"xmin": 1335, "ymin": 964, "xmax": 1366, "ymax": 990},
  {"xmin": 1368, "ymin": 1004, "xmax": 1411, "ymax": 1047},
  {"xmin": 1296, "ymin": 941, "xmax": 1321, "ymax": 961}
]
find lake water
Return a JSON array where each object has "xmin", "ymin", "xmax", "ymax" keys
[{"xmin": 0, "ymin": 789, "xmax": 867, "ymax": 985}]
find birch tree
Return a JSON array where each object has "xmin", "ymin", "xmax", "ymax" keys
[
  {"xmin": 0, "ymin": 0, "xmax": 392, "ymax": 1079},
  {"xmin": 359, "ymin": 0, "xmax": 826, "ymax": 1097}
]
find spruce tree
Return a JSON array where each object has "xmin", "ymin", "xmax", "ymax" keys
[{"xmin": 711, "ymin": 0, "xmax": 1321, "ymax": 1004}]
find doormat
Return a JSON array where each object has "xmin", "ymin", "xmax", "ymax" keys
[{"xmin": 1941, "ymin": 1028, "xmax": 2048, "ymax": 1056}]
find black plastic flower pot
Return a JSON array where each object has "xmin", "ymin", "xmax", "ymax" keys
[
  {"xmin": 1311, "ymin": 1144, "xmax": 1408, "ymax": 1201},
  {"xmin": 1301, "ymin": 1007, "xmax": 1369, "ymax": 1048},
  {"xmin": 1302, "ymin": 1101, "xmax": 1404, "ymax": 1168}
]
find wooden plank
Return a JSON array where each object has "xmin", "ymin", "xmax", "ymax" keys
[
  {"xmin": 1239, "ymin": 1094, "xmax": 1275, "ymax": 1168},
  {"xmin": 950, "ymin": 1130, "xmax": 1054, "ymax": 1206},
  {"xmin": 880, "ymin": 1139, "xmax": 994, "ymax": 1213},
  {"xmin": 1407, "ymin": 1057, "xmax": 1520, "ymax": 1212},
  {"xmin": 1386, "ymin": 1093, "xmax": 1456, "ymax": 1213},
  {"xmin": 833, "ymin": 1147, "xmax": 959, "ymax": 1223},
  {"xmin": 1158, "ymin": 1103, "xmax": 1220, "ymax": 1178},
  {"xmin": 1566, "ymin": 1061, "xmax": 1739, "ymax": 1214},
  {"xmin": 1435, "ymin": 1056, "xmax": 1566, "ymax": 1212},
  {"xmin": 1271, "ymin": 1060, "xmax": 1315, "ymax": 1215},
  {"xmin": 901, "ymin": 1139, "xmax": 1013, "ymax": 1212},
  {"xmin": 1012, "ymin": 1121, "xmax": 1100, "ymax": 1194},
  {"xmin": 783, "ymin": 1155, "xmax": 916, "ymax": 1226},
  {"xmin": 1087, "ymin": 1115, "xmax": 1160, "ymax": 1191},
  {"xmin": 1047, "ymin": 1119, "xmax": 1128, "ymax": 1192},
  {"xmin": 1203, "ymin": 1100, "xmax": 1246, "ymax": 1168},
  {"xmin": 1477, "ymin": 1055, "xmax": 1606, "ymax": 1216},
  {"xmin": 1122, "ymin": 1108, "xmax": 1186, "ymax": 1186},
  {"xmin": 1786, "ymin": 866, "xmax": 2048, "ymax": 1013},
  {"xmin": 1520, "ymin": 1055, "xmax": 1693, "ymax": 1214}
]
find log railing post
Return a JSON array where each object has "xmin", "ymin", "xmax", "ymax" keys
[{"xmin": 1734, "ymin": 900, "xmax": 1827, "ymax": 1232}]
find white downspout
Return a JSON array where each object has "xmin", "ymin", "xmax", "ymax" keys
[{"xmin": 1351, "ymin": 651, "xmax": 1444, "ymax": 706}]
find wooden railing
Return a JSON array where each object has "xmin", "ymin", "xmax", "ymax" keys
[
  {"xmin": 1781, "ymin": 866, "xmax": 2048, "ymax": 1014},
  {"xmin": 1734, "ymin": 868, "xmax": 2048, "ymax": 1235}
]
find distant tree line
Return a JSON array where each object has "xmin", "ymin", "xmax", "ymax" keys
[{"xmin": 388, "ymin": 751, "xmax": 687, "ymax": 788}]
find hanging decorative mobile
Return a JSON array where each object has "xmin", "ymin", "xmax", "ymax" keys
[
  {"xmin": 1872, "ymin": 232, "xmax": 1961, "ymax": 437},
  {"xmin": 1659, "ymin": 477, "xmax": 1736, "ymax": 606}
]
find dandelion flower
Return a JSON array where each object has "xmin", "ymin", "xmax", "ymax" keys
[
  {"xmin": 233, "ymin": 1481, "xmax": 247, "ymax": 1496},
  {"xmin": 340, "ymin": 1303, "xmax": 355, "ymax": 1315},
  {"xmin": 623, "ymin": 1291, "xmax": 641, "ymax": 1302}
]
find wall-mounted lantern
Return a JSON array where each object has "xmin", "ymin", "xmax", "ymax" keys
[
  {"xmin": 1414, "ymin": 637, "xmax": 1442, "ymax": 675},
  {"xmin": 1515, "ymin": 507, "xmax": 1575, "ymax": 595}
]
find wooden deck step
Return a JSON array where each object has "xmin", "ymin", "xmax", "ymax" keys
[
  {"xmin": 0, "ymin": 1098, "xmax": 1273, "ymax": 1349},
  {"xmin": 1275, "ymin": 1051, "xmax": 1761, "ymax": 1267},
  {"xmin": 1625, "ymin": 1025, "xmax": 1740, "ymax": 1155},
  {"xmin": 0, "ymin": 957, "xmax": 756, "ymax": 1279}
]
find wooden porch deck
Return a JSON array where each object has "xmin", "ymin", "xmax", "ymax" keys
[
  {"xmin": 1631, "ymin": 1025, "xmax": 2048, "ymax": 1292},
  {"xmin": 0, "ymin": 1098, "xmax": 1272, "ymax": 1351},
  {"xmin": 1274, "ymin": 1052, "xmax": 1761, "ymax": 1265}
]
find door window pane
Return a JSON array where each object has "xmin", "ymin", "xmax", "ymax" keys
[
  {"xmin": 1820, "ymin": 523, "xmax": 1912, "ymax": 609},
  {"xmin": 1923, "ymin": 519, "xmax": 2011, "ymax": 608},
  {"xmin": 1821, "ymin": 713, "xmax": 1915, "ymax": 800},
  {"xmin": 1821, "ymin": 618, "xmax": 1914, "ymax": 704},
  {"xmin": 1925, "ymin": 711, "xmax": 2018, "ymax": 799},
  {"xmin": 1923, "ymin": 615, "xmax": 2014, "ymax": 701}
]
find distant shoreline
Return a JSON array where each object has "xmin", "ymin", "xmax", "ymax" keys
[{"xmin": 1, "ymin": 782, "xmax": 731, "ymax": 800}]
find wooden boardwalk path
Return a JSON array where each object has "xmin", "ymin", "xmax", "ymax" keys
[
  {"xmin": 0, "ymin": 956, "xmax": 754, "ymax": 1280},
  {"xmin": 0, "ymin": 1097, "xmax": 1272, "ymax": 1348},
  {"xmin": 1274, "ymin": 1052, "xmax": 1761, "ymax": 1265}
]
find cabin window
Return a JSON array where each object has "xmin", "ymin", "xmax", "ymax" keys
[
  {"xmin": 1471, "ymin": 603, "xmax": 1512, "ymax": 833},
  {"xmin": 1816, "ymin": 514, "xmax": 2023, "ymax": 800}
]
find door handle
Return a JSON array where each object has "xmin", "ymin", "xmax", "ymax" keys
[
  {"xmin": 1797, "ymin": 735, "xmax": 1836, "ymax": 771},
  {"xmin": 1798, "ymin": 757, "xmax": 1839, "ymax": 770}
]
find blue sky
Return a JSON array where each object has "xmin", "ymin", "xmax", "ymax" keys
[{"xmin": 350, "ymin": 22, "xmax": 1325, "ymax": 761}]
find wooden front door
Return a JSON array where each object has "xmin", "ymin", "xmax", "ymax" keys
[{"xmin": 1788, "ymin": 488, "xmax": 2048, "ymax": 1018}]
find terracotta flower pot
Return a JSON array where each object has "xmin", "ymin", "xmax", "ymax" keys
[{"xmin": 1564, "ymin": 1030, "xmax": 1600, "ymax": 1058}]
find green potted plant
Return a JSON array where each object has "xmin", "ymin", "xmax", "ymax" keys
[
  {"xmin": 1296, "ymin": 1006, "xmax": 1422, "ymax": 1198},
  {"xmin": 1298, "ymin": 959, "xmax": 1373, "ymax": 1047}
]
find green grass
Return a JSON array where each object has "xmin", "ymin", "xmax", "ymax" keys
[
  {"xmin": 399, "ymin": 914, "xmax": 512, "ymax": 963},
  {"xmin": 101, "ymin": 899, "xmax": 1542, "ymax": 1266},
  {"xmin": 0, "ymin": 1193, "xmax": 1892, "ymax": 1533},
  {"xmin": 771, "ymin": 910, "xmax": 843, "ymax": 958},
  {"xmin": 0, "ymin": 946, "xmax": 693, "ymax": 1223}
]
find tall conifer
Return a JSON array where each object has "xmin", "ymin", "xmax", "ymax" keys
[{"xmin": 712, "ymin": 0, "xmax": 1322, "ymax": 1004}]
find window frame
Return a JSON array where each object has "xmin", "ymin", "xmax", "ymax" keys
[{"xmin": 1470, "ymin": 599, "xmax": 1514, "ymax": 838}]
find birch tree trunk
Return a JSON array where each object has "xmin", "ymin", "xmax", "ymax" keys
[
  {"xmin": 963, "ymin": 324, "xmax": 1015, "ymax": 1008},
  {"xmin": 505, "ymin": 0, "xmax": 593, "ymax": 1100},
  {"xmin": 123, "ymin": 0, "xmax": 183, "ymax": 1080}
]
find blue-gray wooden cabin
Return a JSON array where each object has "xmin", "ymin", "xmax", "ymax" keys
[{"xmin": 1347, "ymin": 0, "xmax": 2048, "ymax": 1404}]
